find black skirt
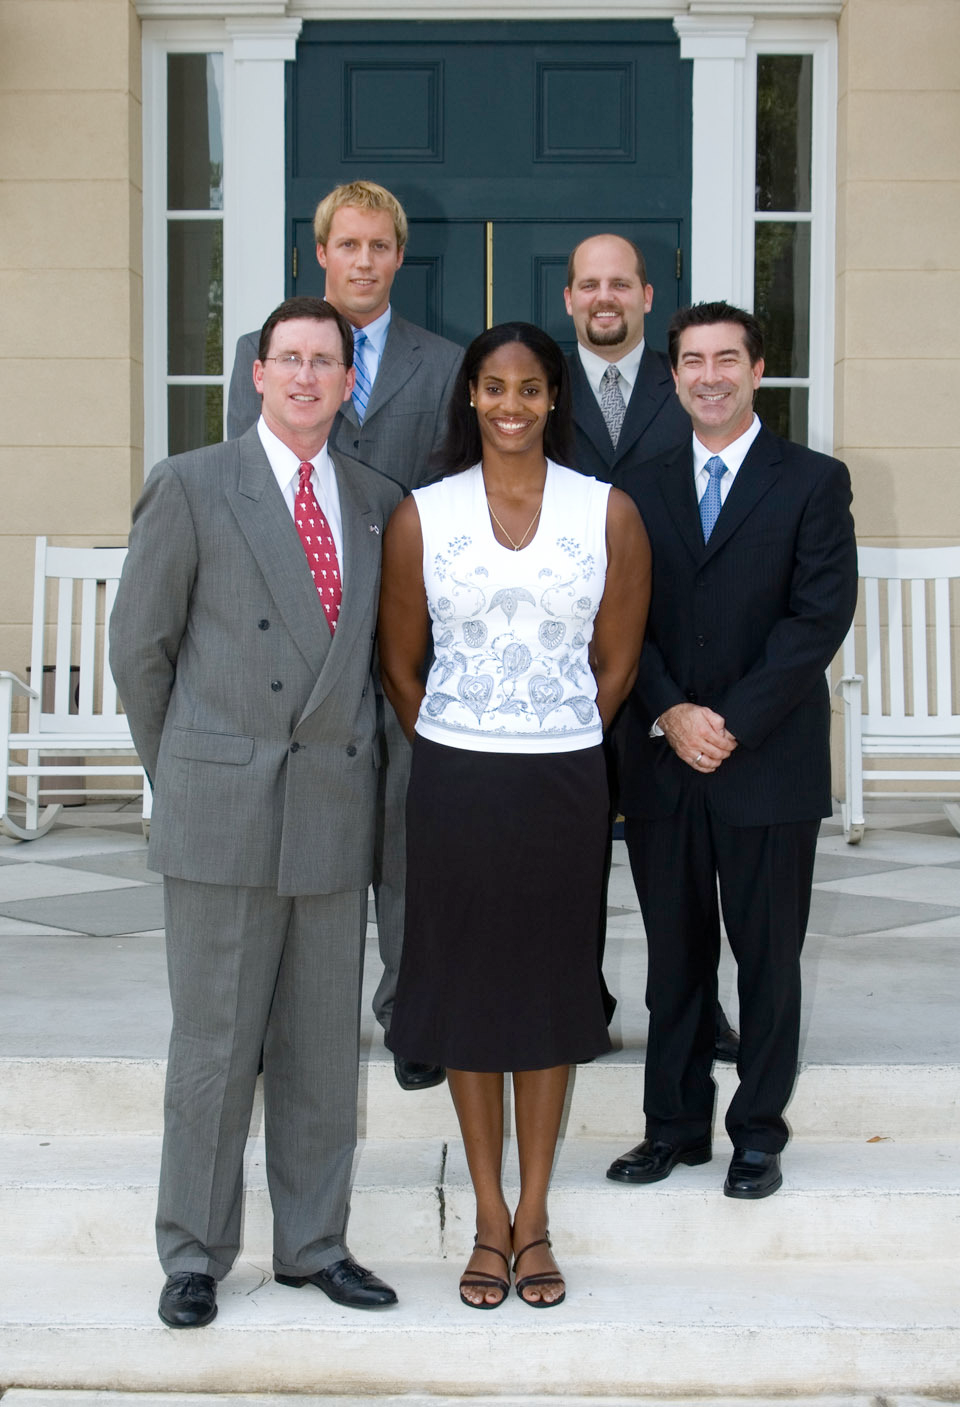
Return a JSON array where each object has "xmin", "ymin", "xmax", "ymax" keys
[{"xmin": 386, "ymin": 735, "xmax": 612, "ymax": 1072}]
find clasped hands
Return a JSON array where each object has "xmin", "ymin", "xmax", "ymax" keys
[{"xmin": 659, "ymin": 702, "xmax": 737, "ymax": 773}]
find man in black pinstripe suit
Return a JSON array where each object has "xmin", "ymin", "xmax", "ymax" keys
[{"xmin": 608, "ymin": 302, "xmax": 857, "ymax": 1200}]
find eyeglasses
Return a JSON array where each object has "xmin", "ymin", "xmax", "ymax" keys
[{"xmin": 263, "ymin": 353, "xmax": 347, "ymax": 374}]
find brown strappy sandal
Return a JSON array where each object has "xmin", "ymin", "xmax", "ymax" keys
[
  {"xmin": 458, "ymin": 1241, "xmax": 511, "ymax": 1310},
  {"xmin": 513, "ymin": 1234, "xmax": 566, "ymax": 1308}
]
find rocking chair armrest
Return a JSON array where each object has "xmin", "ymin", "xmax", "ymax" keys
[
  {"xmin": 0, "ymin": 670, "xmax": 39, "ymax": 702},
  {"xmin": 835, "ymin": 671, "xmax": 863, "ymax": 700}
]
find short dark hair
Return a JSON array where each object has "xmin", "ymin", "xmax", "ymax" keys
[
  {"xmin": 435, "ymin": 322, "xmax": 575, "ymax": 474},
  {"xmin": 258, "ymin": 296, "xmax": 354, "ymax": 369},
  {"xmin": 667, "ymin": 301, "xmax": 764, "ymax": 369},
  {"xmin": 566, "ymin": 235, "xmax": 647, "ymax": 290}
]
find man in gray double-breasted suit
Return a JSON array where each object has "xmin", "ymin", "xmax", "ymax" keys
[
  {"xmin": 227, "ymin": 181, "xmax": 462, "ymax": 1093},
  {"xmin": 111, "ymin": 297, "xmax": 402, "ymax": 1328}
]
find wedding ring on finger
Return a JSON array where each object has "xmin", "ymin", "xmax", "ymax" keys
[{"xmin": 695, "ymin": 752, "xmax": 703, "ymax": 763}]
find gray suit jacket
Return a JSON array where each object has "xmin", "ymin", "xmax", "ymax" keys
[
  {"xmin": 109, "ymin": 426, "xmax": 402, "ymax": 896},
  {"xmin": 228, "ymin": 315, "xmax": 463, "ymax": 492},
  {"xmin": 567, "ymin": 344, "xmax": 691, "ymax": 485}
]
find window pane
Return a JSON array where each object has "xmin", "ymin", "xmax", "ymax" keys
[
  {"xmin": 755, "ymin": 385, "xmax": 808, "ymax": 445},
  {"xmin": 754, "ymin": 221, "xmax": 810, "ymax": 378},
  {"xmin": 168, "ymin": 53, "xmax": 224, "ymax": 211},
  {"xmin": 168, "ymin": 221, "xmax": 223, "ymax": 375},
  {"xmin": 755, "ymin": 54, "xmax": 812, "ymax": 212},
  {"xmin": 168, "ymin": 385, "xmax": 224, "ymax": 455}
]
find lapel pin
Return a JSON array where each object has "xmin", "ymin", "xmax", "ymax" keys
[{"xmin": 369, "ymin": 523, "xmax": 381, "ymax": 534}]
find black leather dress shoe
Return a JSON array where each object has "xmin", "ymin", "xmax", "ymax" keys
[
  {"xmin": 606, "ymin": 1137, "xmax": 712, "ymax": 1184},
  {"xmin": 158, "ymin": 1271, "xmax": 217, "ymax": 1328},
  {"xmin": 394, "ymin": 1054, "xmax": 446, "ymax": 1091},
  {"xmin": 724, "ymin": 1147, "xmax": 783, "ymax": 1199},
  {"xmin": 714, "ymin": 1003, "xmax": 740, "ymax": 1064},
  {"xmin": 275, "ymin": 1255, "xmax": 398, "ymax": 1309}
]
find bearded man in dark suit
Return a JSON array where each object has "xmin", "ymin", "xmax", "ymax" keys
[
  {"xmin": 564, "ymin": 235, "xmax": 739, "ymax": 1061},
  {"xmin": 608, "ymin": 302, "xmax": 857, "ymax": 1199}
]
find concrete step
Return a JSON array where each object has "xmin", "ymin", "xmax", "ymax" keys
[
  {"xmin": 2, "ymin": 1398, "xmax": 955, "ymax": 1407},
  {"xmin": 1, "ymin": 1257, "xmax": 957, "ymax": 1396},
  {"xmin": 4, "ymin": 1055, "xmax": 959, "ymax": 1141},
  {"xmin": 2, "ymin": 1134, "xmax": 957, "ymax": 1265}
]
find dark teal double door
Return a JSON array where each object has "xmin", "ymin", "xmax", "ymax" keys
[{"xmin": 287, "ymin": 21, "xmax": 691, "ymax": 353}]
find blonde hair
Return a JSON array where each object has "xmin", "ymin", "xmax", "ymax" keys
[{"xmin": 313, "ymin": 181, "xmax": 408, "ymax": 252}]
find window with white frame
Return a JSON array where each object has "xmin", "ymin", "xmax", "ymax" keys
[
  {"xmin": 745, "ymin": 24, "xmax": 837, "ymax": 454},
  {"xmin": 165, "ymin": 52, "xmax": 225, "ymax": 456}
]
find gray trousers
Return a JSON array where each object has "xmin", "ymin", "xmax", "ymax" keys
[
  {"xmin": 372, "ymin": 699, "xmax": 411, "ymax": 1031},
  {"xmin": 157, "ymin": 877, "xmax": 366, "ymax": 1280}
]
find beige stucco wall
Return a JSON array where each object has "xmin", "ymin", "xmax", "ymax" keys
[
  {"xmin": 0, "ymin": 0, "xmax": 141, "ymax": 679},
  {"xmin": 836, "ymin": 0, "xmax": 960, "ymax": 544}
]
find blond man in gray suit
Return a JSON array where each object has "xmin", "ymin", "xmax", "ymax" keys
[
  {"xmin": 111, "ymin": 297, "xmax": 402, "ymax": 1329},
  {"xmin": 229, "ymin": 181, "xmax": 463, "ymax": 1093}
]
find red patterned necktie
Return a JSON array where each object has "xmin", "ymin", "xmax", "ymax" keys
[{"xmin": 294, "ymin": 460, "xmax": 342, "ymax": 633}]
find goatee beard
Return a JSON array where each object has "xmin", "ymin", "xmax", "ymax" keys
[{"xmin": 587, "ymin": 321, "xmax": 627, "ymax": 347}]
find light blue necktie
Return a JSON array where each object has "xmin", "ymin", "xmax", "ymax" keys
[
  {"xmin": 699, "ymin": 455, "xmax": 727, "ymax": 542},
  {"xmin": 352, "ymin": 330, "xmax": 373, "ymax": 422}
]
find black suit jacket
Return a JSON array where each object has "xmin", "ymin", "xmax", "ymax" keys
[
  {"xmin": 617, "ymin": 425, "xmax": 857, "ymax": 827},
  {"xmin": 567, "ymin": 345, "xmax": 691, "ymax": 484}
]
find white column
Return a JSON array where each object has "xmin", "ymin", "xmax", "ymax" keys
[
  {"xmin": 673, "ymin": 16, "xmax": 754, "ymax": 307},
  {"xmin": 224, "ymin": 17, "xmax": 302, "ymax": 351}
]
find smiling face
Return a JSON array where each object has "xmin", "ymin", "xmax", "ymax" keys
[
  {"xmin": 316, "ymin": 206, "xmax": 404, "ymax": 326},
  {"xmin": 672, "ymin": 321, "xmax": 764, "ymax": 450},
  {"xmin": 470, "ymin": 341, "xmax": 555, "ymax": 460},
  {"xmin": 253, "ymin": 316, "xmax": 355, "ymax": 459},
  {"xmin": 563, "ymin": 234, "xmax": 653, "ymax": 361}
]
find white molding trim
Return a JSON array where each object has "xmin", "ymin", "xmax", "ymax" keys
[
  {"xmin": 675, "ymin": 15, "xmax": 754, "ymax": 306},
  {"xmin": 136, "ymin": 1, "xmax": 842, "ymax": 16},
  {"xmin": 142, "ymin": 15, "xmax": 300, "ymax": 469},
  {"xmin": 224, "ymin": 16, "xmax": 302, "ymax": 353}
]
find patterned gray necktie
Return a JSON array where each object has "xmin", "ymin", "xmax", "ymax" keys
[
  {"xmin": 599, "ymin": 364, "xmax": 626, "ymax": 448},
  {"xmin": 699, "ymin": 455, "xmax": 727, "ymax": 542}
]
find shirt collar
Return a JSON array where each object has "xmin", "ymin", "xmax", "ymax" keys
[
  {"xmin": 256, "ymin": 415, "xmax": 332, "ymax": 494},
  {"xmin": 692, "ymin": 413, "xmax": 762, "ymax": 476},
  {"xmin": 577, "ymin": 338, "xmax": 645, "ymax": 396},
  {"xmin": 351, "ymin": 305, "xmax": 391, "ymax": 359}
]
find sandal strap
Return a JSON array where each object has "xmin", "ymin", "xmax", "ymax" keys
[
  {"xmin": 512, "ymin": 1236, "xmax": 550, "ymax": 1268},
  {"xmin": 472, "ymin": 1242, "xmax": 511, "ymax": 1268},
  {"xmin": 516, "ymin": 1270, "xmax": 564, "ymax": 1290},
  {"xmin": 460, "ymin": 1271, "xmax": 509, "ymax": 1293}
]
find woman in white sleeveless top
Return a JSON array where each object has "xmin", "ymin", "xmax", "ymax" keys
[{"xmin": 379, "ymin": 324, "xmax": 651, "ymax": 1309}]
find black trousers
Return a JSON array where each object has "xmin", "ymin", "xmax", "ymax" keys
[{"xmin": 625, "ymin": 795, "xmax": 819, "ymax": 1153}]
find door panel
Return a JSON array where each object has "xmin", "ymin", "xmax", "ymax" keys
[
  {"xmin": 492, "ymin": 220, "xmax": 682, "ymax": 353},
  {"xmin": 288, "ymin": 21, "xmax": 691, "ymax": 347},
  {"xmin": 294, "ymin": 217, "xmax": 485, "ymax": 346}
]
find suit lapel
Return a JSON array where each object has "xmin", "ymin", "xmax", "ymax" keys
[
  {"xmin": 656, "ymin": 444, "xmax": 704, "ymax": 563},
  {"xmin": 225, "ymin": 429, "xmax": 333, "ymax": 678},
  {"xmin": 298, "ymin": 452, "xmax": 385, "ymax": 722},
  {"xmin": 363, "ymin": 317, "xmax": 421, "ymax": 422},
  {"xmin": 613, "ymin": 349, "xmax": 679, "ymax": 467},
  {"xmin": 569, "ymin": 353, "xmax": 616, "ymax": 472},
  {"xmin": 699, "ymin": 426, "xmax": 784, "ymax": 563}
]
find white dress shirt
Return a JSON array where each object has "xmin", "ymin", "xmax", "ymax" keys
[
  {"xmin": 577, "ymin": 338, "xmax": 646, "ymax": 408},
  {"xmin": 257, "ymin": 417, "xmax": 345, "ymax": 577},
  {"xmin": 352, "ymin": 306, "xmax": 391, "ymax": 391},
  {"xmin": 650, "ymin": 413, "xmax": 763, "ymax": 737},
  {"xmin": 692, "ymin": 413, "xmax": 762, "ymax": 507}
]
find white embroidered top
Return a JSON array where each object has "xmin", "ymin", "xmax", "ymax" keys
[{"xmin": 412, "ymin": 461, "xmax": 610, "ymax": 753}]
